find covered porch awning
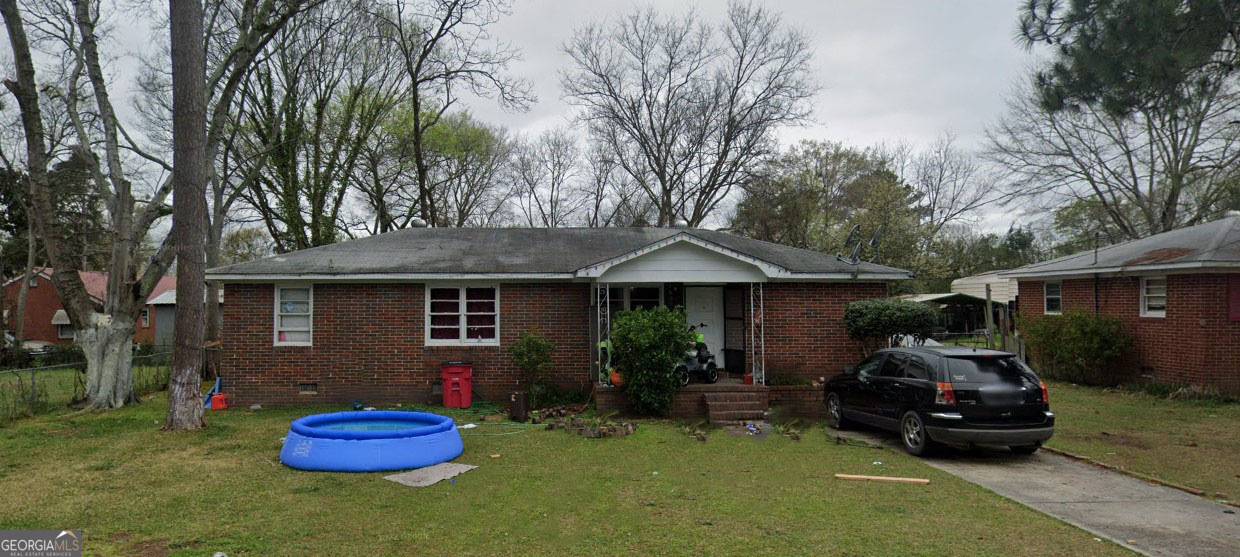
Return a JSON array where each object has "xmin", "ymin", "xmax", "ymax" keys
[{"xmin": 588, "ymin": 238, "xmax": 772, "ymax": 385}]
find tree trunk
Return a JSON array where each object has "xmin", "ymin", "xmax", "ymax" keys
[
  {"xmin": 165, "ymin": 0, "xmax": 207, "ymax": 430},
  {"xmin": 78, "ymin": 319, "xmax": 138, "ymax": 409},
  {"xmin": 13, "ymin": 218, "xmax": 36, "ymax": 344},
  {"xmin": 204, "ymin": 221, "xmax": 222, "ymax": 345}
]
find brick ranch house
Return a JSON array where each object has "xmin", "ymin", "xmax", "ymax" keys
[
  {"xmin": 1002, "ymin": 215, "xmax": 1240, "ymax": 395},
  {"xmin": 2, "ymin": 268, "xmax": 176, "ymax": 348},
  {"xmin": 206, "ymin": 227, "xmax": 912, "ymax": 416}
]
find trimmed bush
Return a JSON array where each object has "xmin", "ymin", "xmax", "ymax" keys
[
  {"xmin": 508, "ymin": 328, "xmax": 556, "ymax": 407},
  {"xmin": 843, "ymin": 298, "xmax": 938, "ymax": 355},
  {"xmin": 610, "ymin": 306, "xmax": 696, "ymax": 416},
  {"xmin": 1019, "ymin": 310, "xmax": 1134, "ymax": 386}
]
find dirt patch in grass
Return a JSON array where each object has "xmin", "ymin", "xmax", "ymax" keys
[{"xmin": 1089, "ymin": 431, "xmax": 1150, "ymax": 449}]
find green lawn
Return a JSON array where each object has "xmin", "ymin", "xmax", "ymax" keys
[
  {"xmin": 1046, "ymin": 381, "xmax": 1240, "ymax": 500},
  {"xmin": 0, "ymin": 396, "xmax": 1129, "ymax": 556}
]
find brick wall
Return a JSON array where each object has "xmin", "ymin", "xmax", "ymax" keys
[
  {"xmin": 3, "ymin": 275, "xmax": 66, "ymax": 345},
  {"xmin": 221, "ymin": 280, "xmax": 891, "ymax": 407},
  {"xmin": 759, "ymin": 282, "xmax": 888, "ymax": 382},
  {"xmin": 594, "ymin": 384, "xmax": 771, "ymax": 418},
  {"xmin": 768, "ymin": 385, "xmax": 826, "ymax": 417},
  {"xmin": 1017, "ymin": 273, "xmax": 1240, "ymax": 394},
  {"xmin": 221, "ymin": 282, "xmax": 593, "ymax": 407}
]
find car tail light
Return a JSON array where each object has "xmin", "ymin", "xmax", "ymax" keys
[
  {"xmin": 935, "ymin": 382, "xmax": 956, "ymax": 406},
  {"xmin": 1040, "ymin": 381, "xmax": 1049, "ymax": 404}
]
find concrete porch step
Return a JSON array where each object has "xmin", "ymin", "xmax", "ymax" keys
[
  {"xmin": 703, "ymin": 392, "xmax": 764, "ymax": 403},
  {"xmin": 708, "ymin": 409, "xmax": 767, "ymax": 423},
  {"xmin": 705, "ymin": 400, "xmax": 766, "ymax": 412}
]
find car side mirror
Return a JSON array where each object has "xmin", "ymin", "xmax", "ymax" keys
[{"xmin": 843, "ymin": 365, "xmax": 857, "ymax": 376}]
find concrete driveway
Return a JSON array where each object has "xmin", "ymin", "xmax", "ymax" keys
[{"xmin": 836, "ymin": 428, "xmax": 1240, "ymax": 556}]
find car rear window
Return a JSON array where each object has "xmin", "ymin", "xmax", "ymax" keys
[{"xmin": 945, "ymin": 356, "xmax": 1034, "ymax": 383}]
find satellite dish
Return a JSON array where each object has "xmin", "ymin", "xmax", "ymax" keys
[
  {"xmin": 672, "ymin": 218, "xmax": 689, "ymax": 228},
  {"xmin": 867, "ymin": 226, "xmax": 883, "ymax": 261},
  {"xmin": 411, "ymin": 217, "xmax": 428, "ymax": 228},
  {"xmin": 844, "ymin": 225, "xmax": 862, "ymax": 264}
]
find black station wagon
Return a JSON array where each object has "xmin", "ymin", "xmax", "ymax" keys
[{"xmin": 825, "ymin": 347, "xmax": 1054, "ymax": 456}]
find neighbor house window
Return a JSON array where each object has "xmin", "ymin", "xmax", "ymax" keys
[
  {"xmin": 274, "ymin": 285, "xmax": 312, "ymax": 345},
  {"xmin": 1044, "ymin": 281, "xmax": 1062, "ymax": 315},
  {"xmin": 57, "ymin": 324, "xmax": 74, "ymax": 339},
  {"xmin": 1140, "ymin": 276, "xmax": 1166, "ymax": 318},
  {"xmin": 426, "ymin": 286, "xmax": 498, "ymax": 345},
  {"xmin": 140, "ymin": 308, "xmax": 150, "ymax": 328}
]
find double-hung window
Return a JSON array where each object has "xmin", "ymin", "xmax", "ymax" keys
[
  {"xmin": 427, "ymin": 286, "xmax": 499, "ymax": 345},
  {"xmin": 1044, "ymin": 281, "xmax": 1062, "ymax": 315},
  {"xmin": 1140, "ymin": 277, "xmax": 1166, "ymax": 318},
  {"xmin": 140, "ymin": 308, "xmax": 150, "ymax": 328},
  {"xmin": 275, "ymin": 285, "xmax": 312, "ymax": 345}
]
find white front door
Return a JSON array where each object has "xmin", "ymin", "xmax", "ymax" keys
[{"xmin": 684, "ymin": 287, "xmax": 725, "ymax": 370}]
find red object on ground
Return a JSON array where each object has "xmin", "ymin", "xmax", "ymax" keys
[
  {"xmin": 210, "ymin": 393, "xmax": 228, "ymax": 410},
  {"xmin": 743, "ymin": 374, "xmax": 755, "ymax": 385},
  {"xmin": 441, "ymin": 361, "xmax": 473, "ymax": 408}
]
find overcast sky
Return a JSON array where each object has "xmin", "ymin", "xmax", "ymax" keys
[
  {"xmin": 467, "ymin": 0, "xmax": 1038, "ymax": 150},
  {"xmin": 7, "ymin": 0, "xmax": 1042, "ymax": 230}
]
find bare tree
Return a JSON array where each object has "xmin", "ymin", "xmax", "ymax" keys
[
  {"xmin": 236, "ymin": 2, "xmax": 406, "ymax": 252},
  {"xmin": 371, "ymin": 0, "xmax": 533, "ymax": 226},
  {"xmin": 132, "ymin": 0, "xmax": 320, "ymax": 343},
  {"xmin": 511, "ymin": 127, "xmax": 583, "ymax": 227},
  {"xmin": 2, "ymin": 0, "xmax": 170, "ymax": 408},
  {"xmin": 166, "ymin": 0, "xmax": 207, "ymax": 430},
  {"xmin": 893, "ymin": 133, "xmax": 993, "ymax": 246},
  {"xmin": 1, "ymin": 0, "xmax": 307, "ymax": 409},
  {"xmin": 432, "ymin": 114, "xmax": 513, "ymax": 227},
  {"xmin": 561, "ymin": 0, "xmax": 816, "ymax": 226},
  {"xmin": 988, "ymin": 78, "xmax": 1240, "ymax": 239}
]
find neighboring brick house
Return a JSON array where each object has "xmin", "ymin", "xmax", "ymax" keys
[
  {"xmin": 1, "ymin": 268, "xmax": 176, "ymax": 347},
  {"xmin": 206, "ymin": 227, "xmax": 911, "ymax": 408},
  {"xmin": 1002, "ymin": 215, "xmax": 1240, "ymax": 394}
]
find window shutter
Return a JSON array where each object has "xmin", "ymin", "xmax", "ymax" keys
[{"xmin": 1230, "ymin": 276, "xmax": 1240, "ymax": 322}]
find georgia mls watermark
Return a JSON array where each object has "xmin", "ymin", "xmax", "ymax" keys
[{"xmin": 0, "ymin": 531, "xmax": 81, "ymax": 557}]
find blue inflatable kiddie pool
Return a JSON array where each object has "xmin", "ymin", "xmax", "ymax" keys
[{"xmin": 279, "ymin": 411, "xmax": 464, "ymax": 472}]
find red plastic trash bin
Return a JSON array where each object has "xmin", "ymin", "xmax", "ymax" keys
[{"xmin": 441, "ymin": 361, "xmax": 473, "ymax": 408}]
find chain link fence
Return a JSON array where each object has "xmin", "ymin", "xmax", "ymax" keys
[{"xmin": 0, "ymin": 351, "xmax": 172, "ymax": 424}]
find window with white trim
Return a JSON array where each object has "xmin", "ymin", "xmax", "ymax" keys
[
  {"xmin": 1140, "ymin": 276, "xmax": 1166, "ymax": 318},
  {"xmin": 57, "ymin": 324, "xmax": 74, "ymax": 339},
  {"xmin": 1044, "ymin": 281, "xmax": 1062, "ymax": 314},
  {"xmin": 275, "ymin": 285, "xmax": 312, "ymax": 345},
  {"xmin": 140, "ymin": 308, "xmax": 150, "ymax": 328},
  {"xmin": 427, "ymin": 286, "xmax": 498, "ymax": 345}
]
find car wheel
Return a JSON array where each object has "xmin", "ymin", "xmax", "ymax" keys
[
  {"xmin": 705, "ymin": 363, "xmax": 719, "ymax": 384},
  {"xmin": 1010, "ymin": 444, "xmax": 1040, "ymax": 455},
  {"xmin": 900, "ymin": 411, "xmax": 936, "ymax": 456},
  {"xmin": 676, "ymin": 366, "xmax": 690, "ymax": 387},
  {"xmin": 826, "ymin": 392, "xmax": 848, "ymax": 430}
]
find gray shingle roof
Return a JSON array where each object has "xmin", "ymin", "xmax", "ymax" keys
[
  {"xmin": 1002, "ymin": 215, "xmax": 1240, "ymax": 278},
  {"xmin": 205, "ymin": 227, "xmax": 912, "ymax": 279}
]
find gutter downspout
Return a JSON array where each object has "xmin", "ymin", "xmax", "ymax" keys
[{"xmin": 1093, "ymin": 233, "xmax": 1100, "ymax": 314}]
